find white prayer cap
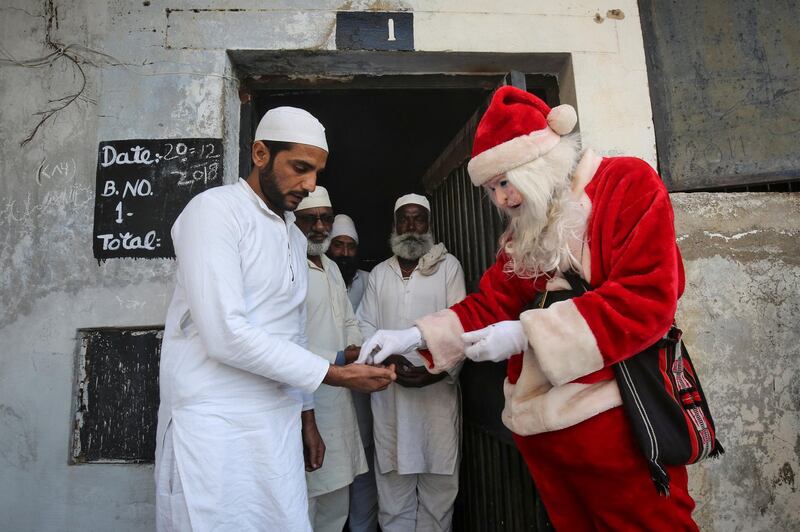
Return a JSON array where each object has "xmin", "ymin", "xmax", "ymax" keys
[
  {"xmin": 254, "ymin": 106, "xmax": 328, "ymax": 152},
  {"xmin": 330, "ymin": 214, "xmax": 359, "ymax": 243},
  {"xmin": 394, "ymin": 193, "xmax": 430, "ymax": 213},
  {"xmin": 296, "ymin": 186, "xmax": 332, "ymax": 211}
]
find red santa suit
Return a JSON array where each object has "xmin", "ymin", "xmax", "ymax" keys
[{"xmin": 414, "ymin": 87, "xmax": 698, "ymax": 530}]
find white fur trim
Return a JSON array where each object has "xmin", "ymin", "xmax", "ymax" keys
[
  {"xmin": 571, "ymin": 149, "xmax": 603, "ymax": 194},
  {"xmin": 547, "ymin": 104, "xmax": 577, "ymax": 136},
  {"xmin": 467, "ymin": 127, "xmax": 561, "ymax": 186},
  {"xmin": 415, "ymin": 309, "xmax": 465, "ymax": 374},
  {"xmin": 520, "ymin": 299, "xmax": 604, "ymax": 386},
  {"xmin": 502, "ymin": 374, "xmax": 622, "ymax": 435}
]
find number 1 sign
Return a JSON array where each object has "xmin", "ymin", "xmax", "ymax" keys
[{"xmin": 335, "ymin": 11, "xmax": 414, "ymax": 51}]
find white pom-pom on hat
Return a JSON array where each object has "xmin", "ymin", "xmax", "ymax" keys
[{"xmin": 547, "ymin": 104, "xmax": 578, "ymax": 136}]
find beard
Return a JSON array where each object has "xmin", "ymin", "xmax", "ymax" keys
[
  {"xmin": 307, "ymin": 234, "xmax": 331, "ymax": 256},
  {"xmin": 331, "ymin": 255, "xmax": 359, "ymax": 286},
  {"xmin": 259, "ymin": 159, "xmax": 306, "ymax": 212},
  {"xmin": 498, "ymin": 133, "xmax": 585, "ymax": 278},
  {"xmin": 390, "ymin": 230, "xmax": 435, "ymax": 260}
]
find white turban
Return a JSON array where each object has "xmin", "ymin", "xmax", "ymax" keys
[
  {"xmin": 394, "ymin": 193, "xmax": 430, "ymax": 213},
  {"xmin": 296, "ymin": 186, "xmax": 332, "ymax": 211},
  {"xmin": 254, "ymin": 106, "xmax": 328, "ymax": 152},
  {"xmin": 330, "ymin": 214, "xmax": 359, "ymax": 243}
]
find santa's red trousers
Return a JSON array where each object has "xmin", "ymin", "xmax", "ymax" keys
[{"xmin": 513, "ymin": 405, "xmax": 699, "ymax": 531}]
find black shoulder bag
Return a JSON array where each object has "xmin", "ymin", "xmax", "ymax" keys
[{"xmin": 531, "ymin": 271, "xmax": 724, "ymax": 494}]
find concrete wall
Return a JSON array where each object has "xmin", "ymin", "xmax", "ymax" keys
[
  {"xmin": 673, "ymin": 193, "xmax": 800, "ymax": 531},
  {"xmin": 0, "ymin": 0, "xmax": 795, "ymax": 530}
]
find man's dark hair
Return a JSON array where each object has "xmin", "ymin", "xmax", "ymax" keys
[
  {"xmin": 258, "ymin": 140, "xmax": 294, "ymax": 177},
  {"xmin": 261, "ymin": 140, "xmax": 293, "ymax": 158}
]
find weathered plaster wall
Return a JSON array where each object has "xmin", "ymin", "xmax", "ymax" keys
[
  {"xmin": 673, "ymin": 193, "xmax": 800, "ymax": 531},
  {"xmin": 1, "ymin": 1, "xmax": 794, "ymax": 531},
  {"xmin": 0, "ymin": 2, "xmax": 232, "ymax": 530}
]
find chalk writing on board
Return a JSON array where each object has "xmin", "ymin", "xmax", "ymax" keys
[{"xmin": 93, "ymin": 138, "xmax": 223, "ymax": 260}]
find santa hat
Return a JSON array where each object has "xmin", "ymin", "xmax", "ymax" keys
[
  {"xmin": 467, "ymin": 86, "xmax": 577, "ymax": 186},
  {"xmin": 296, "ymin": 185, "xmax": 332, "ymax": 211},
  {"xmin": 330, "ymin": 214, "xmax": 359, "ymax": 243},
  {"xmin": 255, "ymin": 106, "xmax": 328, "ymax": 152},
  {"xmin": 394, "ymin": 193, "xmax": 430, "ymax": 213}
]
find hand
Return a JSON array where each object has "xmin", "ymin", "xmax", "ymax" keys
[
  {"xmin": 344, "ymin": 345, "xmax": 360, "ymax": 364},
  {"xmin": 324, "ymin": 363, "xmax": 397, "ymax": 393},
  {"xmin": 357, "ymin": 327, "xmax": 422, "ymax": 365},
  {"xmin": 462, "ymin": 320, "xmax": 528, "ymax": 363},
  {"xmin": 301, "ymin": 410, "xmax": 325, "ymax": 472},
  {"xmin": 384, "ymin": 355, "xmax": 446, "ymax": 388}
]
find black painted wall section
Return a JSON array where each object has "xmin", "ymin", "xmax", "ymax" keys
[
  {"xmin": 639, "ymin": 0, "xmax": 800, "ymax": 190},
  {"xmin": 73, "ymin": 328, "xmax": 162, "ymax": 463},
  {"xmin": 93, "ymin": 138, "xmax": 223, "ymax": 260}
]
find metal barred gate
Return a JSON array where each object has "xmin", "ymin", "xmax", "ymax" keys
[
  {"xmin": 430, "ymin": 163, "xmax": 550, "ymax": 532},
  {"xmin": 425, "ymin": 73, "xmax": 559, "ymax": 531}
]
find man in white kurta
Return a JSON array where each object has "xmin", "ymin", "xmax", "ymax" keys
[
  {"xmin": 154, "ymin": 107, "xmax": 395, "ymax": 532},
  {"xmin": 356, "ymin": 194, "xmax": 466, "ymax": 532},
  {"xmin": 348, "ymin": 269, "xmax": 369, "ymax": 311},
  {"xmin": 327, "ymin": 214, "xmax": 369, "ymax": 312},
  {"xmin": 296, "ymin": 187, "xmax": 368, "ymax": 532},
  {"xmin": 327, "ymin": 213, "xmax": 377, "ymax": 532}
]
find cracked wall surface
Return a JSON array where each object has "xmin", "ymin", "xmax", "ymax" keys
[
  {"xmin": 0, "ymin": 1, "xmax": 796, "ymax": 530},
  {"xmin": 673, "ymin": 193, "xmax": 800, "ymax": 531}
]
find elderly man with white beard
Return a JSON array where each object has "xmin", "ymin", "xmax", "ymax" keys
[
  {"xmin": 358, "ymin": 87, "xmax": 699, "ymax": 531},
  {"xmin": 355, "ymin": 194, "xmax": 466, "ymax": 532},
  {"xmin": 294, "ymin": 186, "xmax": 368, "ymax": 532}
]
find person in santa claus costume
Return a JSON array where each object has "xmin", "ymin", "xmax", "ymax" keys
[{"xmin": 357, "ymin": 86, "xmax": 699, "ymax": 530}]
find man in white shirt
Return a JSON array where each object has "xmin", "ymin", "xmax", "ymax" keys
[
  {"xmin": 154, "ymin": 107, "xmax": 395, "ymax": 532},
  {"xmin": 327, "ymin": 213, "xmax": 378, "ymax": 532},
  {"xmin": 356, "ymin": 194, "xmax": 466, "ymax": 532},
  {"xmin": 328, "ymin": 214, "xmax": 369, "ymax": 312},
  {"xmin": 295, "ymin": 186, "xmax": 368, "ymax": 532}
]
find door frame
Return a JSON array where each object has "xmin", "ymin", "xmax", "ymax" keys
[{"xmin": 230, "ymin": 50, "xmax": 572, "ymax": 177}]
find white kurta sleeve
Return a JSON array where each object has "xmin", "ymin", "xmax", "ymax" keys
[
  {"xmin": 355, "ymin": 269, "xmax": 380, "ymax": 342},
  {"xmin": 172, "ymin": 194, "xmax": 329, "ymax": 394},
  {"xmin": 343, "ymin": 297, "xmax": 363, "ymax": 347},
  {"xmin": 300, "ymin": 302, "xmax": 315, "ymax": 410}
]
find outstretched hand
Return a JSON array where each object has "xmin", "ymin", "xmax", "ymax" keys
[
  {"xmin": 384, "ymin": 355, "xmax": 445, "ymax": 388},
  {"xmin": 324, "ymin": 362, "xmax": 397, "ymax": 393}
]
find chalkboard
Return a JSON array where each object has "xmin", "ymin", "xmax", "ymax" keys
[
  {"xmin": 93, "ymin": 138, "xmax": 223, "ymax": 259},
  {"xmin": 71, "ymin": 327, "xmax": 162, "ymax": 463},
  {"xmin": 336, "ymin": 12, "xmax": 414, "ymax": 51},
  {"xmin": 639, "ymin": 0, "xmax": 800, "ymax": 190}
]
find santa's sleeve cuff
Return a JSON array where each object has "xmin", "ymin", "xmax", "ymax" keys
[
  {"xmin": 415, "ymin": 309, "xmax": 466, "ymax": 374},
  {"xmin": 520, "ymin": 299, "xmax": 603, "ymax": 386}
]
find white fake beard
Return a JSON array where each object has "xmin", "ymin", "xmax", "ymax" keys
[
  {"xmin": 390, "ymin": 231, "xmax": 434, "ymax": 260},
  {"xmin": 307, "ymin": 234, "xmax": 332, "ymax": 256},
  {"xmin": 498, "ymin": 134, "xmax": 585, "ymax": 278}
]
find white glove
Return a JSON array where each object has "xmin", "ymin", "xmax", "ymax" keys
[
  {"xmin": 357, "ymin": 327, "xmax": 423, "ymax": 365},
  {"xmin": 462, "ymin": 320, "xmax": 528, "ymax": 363}
]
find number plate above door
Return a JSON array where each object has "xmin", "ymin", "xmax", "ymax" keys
[{"xmin": 335, "ymin": 12, "xmax": 414, "ymax": 51}]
